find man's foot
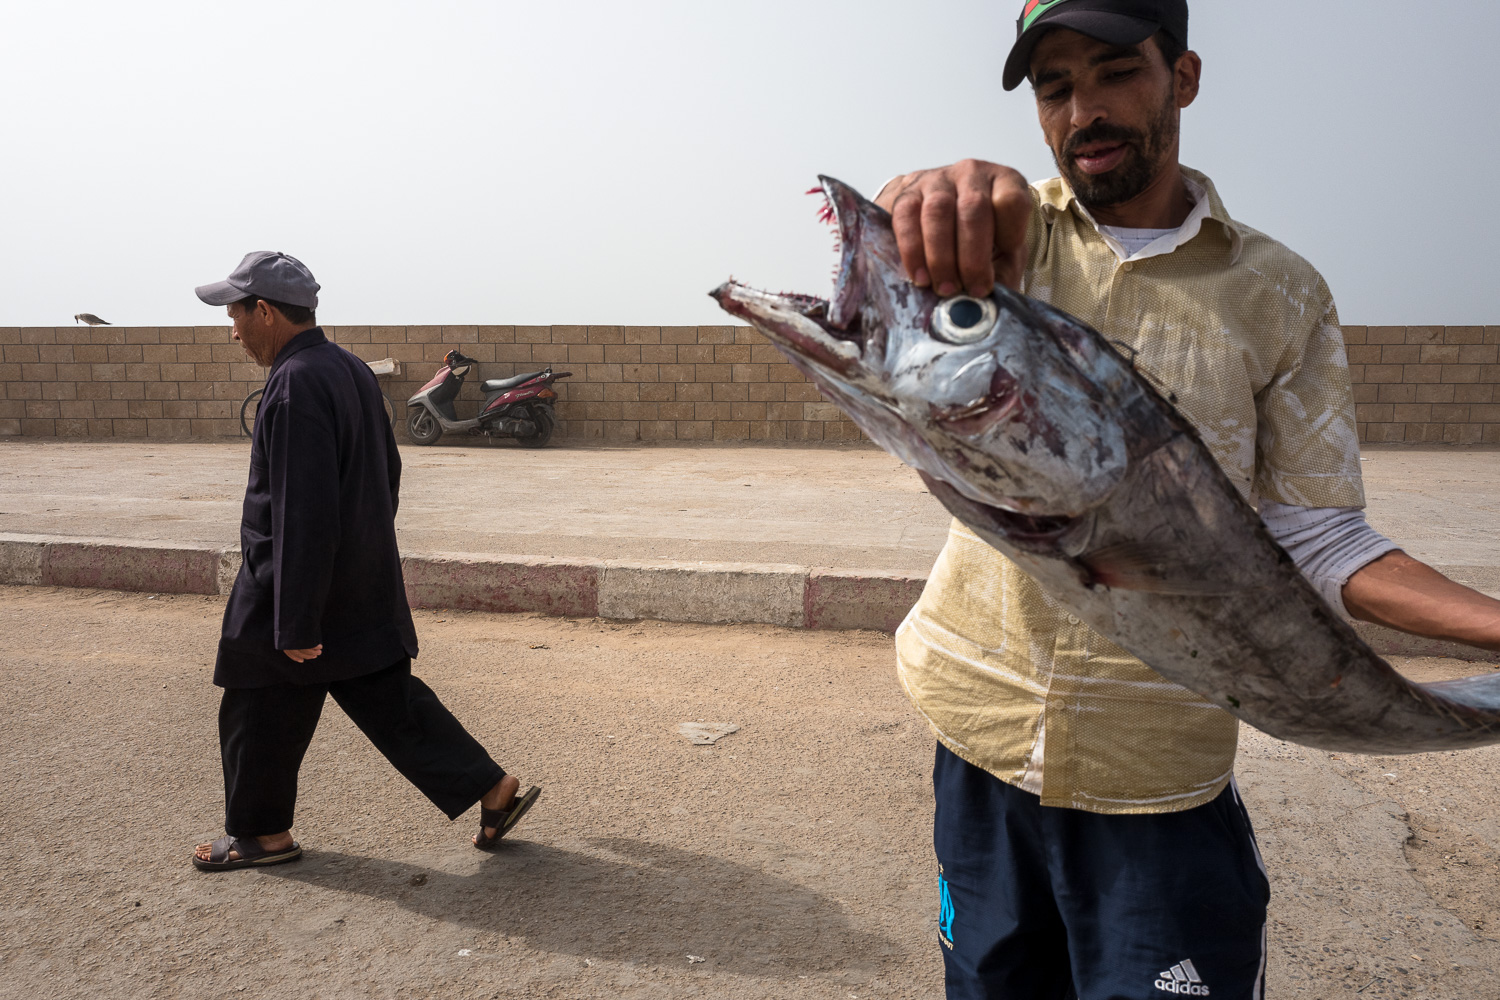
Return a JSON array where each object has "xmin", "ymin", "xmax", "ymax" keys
[
  {"xmin": 475, "ymin": 775, "xmax": 521, "ymax": 845},
  {"xmin": 194, "ymin": 831, "xmax": 295, "ymax": 863},
  {"xmin": 190, "ymin": 832, "xmax": 302, "ymax": 871},
  {"xmin": 473, "ymin": 778, "xmax": 541, "ymax": 850}
]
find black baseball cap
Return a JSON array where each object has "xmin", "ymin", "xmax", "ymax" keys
[
  {"xmin": 195, "ymin": 251, "xmax": 321, "ymax": 310},
  {"xmin": 1003, "ymin": 0, "xmax": 1189, "ymax": 91}
]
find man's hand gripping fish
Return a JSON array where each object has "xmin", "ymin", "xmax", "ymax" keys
[{"xmin": 712, "ymin": 176, "xmax": 1500, "ymax": 754}]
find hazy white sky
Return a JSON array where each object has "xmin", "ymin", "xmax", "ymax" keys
[{"xmin": 1, "ymin": 1, "xmax": 1495, "ymax": 327}]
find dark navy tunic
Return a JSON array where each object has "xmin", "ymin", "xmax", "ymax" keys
[{"xmin": 215, "ymin": 328, "xmax": 418, "ymax": 687}]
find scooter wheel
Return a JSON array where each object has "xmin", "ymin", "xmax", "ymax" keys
[
  {"xmin": 407, "ymin": 406, "xmax": 443, "ymax": 445},
  {"xmin": 517, "ymin": 404, "xmax": 555, "ymax": 448}
]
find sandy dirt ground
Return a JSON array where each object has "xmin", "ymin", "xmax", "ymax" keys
[{"xmin": 3, "ymin": 586, "xmax": 1499, "ymax": 999}]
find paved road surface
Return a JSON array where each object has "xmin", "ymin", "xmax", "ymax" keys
[{"xmin": 2, "ymin": 586, "xmax": 1498, "ymax": 999}]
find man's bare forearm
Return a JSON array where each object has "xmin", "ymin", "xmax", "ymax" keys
[{"xmin": 1342, "ymin": 550, "xmax": 1500, "ymax": 651}]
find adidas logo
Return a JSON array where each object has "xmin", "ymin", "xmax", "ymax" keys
[{"xmin": 1154, "ymin": 959, "xmax": 1210, "ymax": 995}]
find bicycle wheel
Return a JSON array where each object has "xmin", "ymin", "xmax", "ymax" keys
[
  {"xmin": 240, "ymin": 388, "xmax": 264, "ymax": 437},
  {"xmin": 382, "ymin": 390, "xmax": 396, "ymax": 429}
]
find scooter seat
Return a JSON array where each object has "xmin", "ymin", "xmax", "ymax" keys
[{"xmin": 481, "ymin": 370, "xmax": 546, "ymax": 393}]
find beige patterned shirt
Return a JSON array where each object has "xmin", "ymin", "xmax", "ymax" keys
[{"xmin": 894, "ymin": 167, "xmax": 1365, "ymax": 814}]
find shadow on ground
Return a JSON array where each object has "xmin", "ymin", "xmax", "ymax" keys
[{"xmin": 267, "ymin": 835, "xmax": 894, "ymax": 977}]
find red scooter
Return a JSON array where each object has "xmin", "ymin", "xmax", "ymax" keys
[{"xmin": 405, "ymin": 349, "xmax": 570, "ymax": 447}]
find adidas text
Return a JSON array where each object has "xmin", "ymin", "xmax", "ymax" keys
[{"xmin": 1156, "ymin": 959, "xmax": 1209, "ymax": 995}]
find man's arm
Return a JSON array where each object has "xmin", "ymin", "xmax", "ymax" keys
[
  {"xmin": 1248, "ymin": 294, "xmax": 1500, "ymax": 652},
  {"xmin": 1344, "ymin": 552, "xmax": 1500, "ymax": 652},
  {"xmin": 1261, "ymin": 501, "xmax": 1500, "ymax": 651},
  {"xmin": 874, "ymin": 160, "xmax": 1033, "ymax": 295},
  {"xmin": 264, "ymin": 394, "xmax": 341, "ymax": 655}
]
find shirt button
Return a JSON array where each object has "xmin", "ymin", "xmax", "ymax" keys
[
  {"xmin": 1122, "ymin": 262, "xmax": 1134, "ymax": 272},
  {"xmin": 1066, "ymin": 614, "xmax": 1080, "ymax": 625}
]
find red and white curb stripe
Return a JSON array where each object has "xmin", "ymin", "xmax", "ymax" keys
[
  {"xmin": 0, "ymin": 530, "xmax": 1488, "ymax": 653},
  {"xmin": 0, "ymin": 532, "xmax": 925, "ymax": 633}
]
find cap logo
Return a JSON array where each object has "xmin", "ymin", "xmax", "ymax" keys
[{"xmin": 1022, "ymin": 0, "xmax": 1075, "ymax": 30}]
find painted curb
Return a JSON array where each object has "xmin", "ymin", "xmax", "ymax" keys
[
  {"xmin": 403, "ymin": 552, "xmax": 600, "ymax": 618},
  {"xmin": 0, "ymin": 534, "xmax": 45, "ymax": 586},
  {"xmin": 0, "ymin": 532, "xmax": 238, "ymax": 596},
  {"xmin": 805, "ymin": 568, "xmax": 928, "ymax": 633},
  {"xmin": 0, "ymin": 531, "xmax": 1496, "ymax": 658},
  {"xmin": 599, "ymin": 561, "xmax": 807, "ymax": 627}
]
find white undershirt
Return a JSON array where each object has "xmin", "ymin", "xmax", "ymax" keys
[
  {"xmin": 1096, "ymin": 224, "xmax": 1176, "ymax": 257},
  {"xmin": 1084, "ymin": 174, "xmax": 1225, "ymax": 262},
  {"xmin": 1259, "ymin": 503, "xmax": 1401, "ymax": 618}
]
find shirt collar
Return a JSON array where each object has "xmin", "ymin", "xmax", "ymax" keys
[
  {"xmin": 1037, "ymin": 167, "xmax": 1244, "ymax": 265},
  {"xmin": 269, "ymin": 327, "xmax": 327, "ymax": 376}
]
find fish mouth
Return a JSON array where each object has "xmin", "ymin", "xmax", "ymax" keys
[
  {"xmin": 709, "ymin": 282, "xmax": 863, "ymax": 375},
  {"xmin": 929, "ymin": 368, "xmax": 1022, "ymax": 437},
  {"xmin": 709, "ymin": 176, "xmax": 882, "ymax": 376}
]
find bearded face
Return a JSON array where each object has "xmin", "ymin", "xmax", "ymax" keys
[
  {"xmin": 1028, "ymin": 29, "xmax": 1189, "ymax": 214},
  {"xmin": 1052, "ymin": 79, "xmax": 1179, "ymax": 209}
]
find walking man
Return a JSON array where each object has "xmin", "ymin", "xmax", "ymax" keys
[
  {"xmin": 190, "ymin": 251, "xmax": 540, "ymax": 871},
  {"xmin": 881, "ymin": 2, "xmax": 1500, "ymax": 996}
]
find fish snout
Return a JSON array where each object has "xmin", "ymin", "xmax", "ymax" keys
[{"xmin": 709, "ymin": 282, "xmax": 863, "ymax": 376}]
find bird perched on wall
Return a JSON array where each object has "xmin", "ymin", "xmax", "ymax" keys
[{"xmin": 74, "ymin": 313, "xmax": 111, "ymax": 326}]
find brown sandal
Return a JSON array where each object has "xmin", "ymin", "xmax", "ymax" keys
[{"xmin": 474, "ymin": 785, "xmax": 541, "ymax": 850}]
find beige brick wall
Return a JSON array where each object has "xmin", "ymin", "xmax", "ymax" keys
[
  {"xmin": 1342, "ymin": 326, "xmax": 1500, "ymax": 445},
  {"xmin": 0, "ymin": 324, "xmax": 863, "ymax": 443},
  {"xmin": 2, "ymin": 323, "xmax": 1497, "ymax": 445},
  {"xmin": 341, "ymin": 324, "xmax": 865, "ymax": 443}
]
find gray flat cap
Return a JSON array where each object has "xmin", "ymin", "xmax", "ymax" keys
[{"xmin": 195, "ymin": 251, "xmax": 320, "ymax": 309}]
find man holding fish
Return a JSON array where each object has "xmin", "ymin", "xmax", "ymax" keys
[{"xmin": 868, "ymin": 1, "xmax": 1500, "ymax": 997}]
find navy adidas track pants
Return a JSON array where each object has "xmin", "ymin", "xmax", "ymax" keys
[{"xmin": 932, "ymin": 743, "xmax": 1269, "ymax": 999}]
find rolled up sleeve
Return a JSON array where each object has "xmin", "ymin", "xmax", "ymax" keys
[{"xmin": 1253, "ymin": 293, "xmax": 1367, "ymax": 510}]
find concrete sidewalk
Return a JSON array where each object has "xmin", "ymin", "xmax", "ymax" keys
[
  {"xmin": 0, "ymin": 440, "xmax": 944, "ymax": 573},
  {"xmin": 1, "ymin": 440, "xmax": 1498, "ymax": 646}
]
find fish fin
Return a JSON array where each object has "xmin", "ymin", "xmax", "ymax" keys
[
  {"xmin": 1421, "ymin": 672, "xmax": 1500, "ymax": 714},
  {"xmin": 1080, "ymin": 541, "xmax": 1240, "ymax": 596}
]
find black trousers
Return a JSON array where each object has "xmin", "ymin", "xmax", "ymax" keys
[
  {"xmin": 933, "ymin": 744, "xmax": 1269, "ymax": 1000},
  {"xmin": 219, "ymin": 658, "xmax": 505, "ymax": 837}
]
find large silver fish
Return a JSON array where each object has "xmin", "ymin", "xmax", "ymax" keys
[{"xmin": 712, "ymin": 176, "xmax": 1500, "ymax": 753}]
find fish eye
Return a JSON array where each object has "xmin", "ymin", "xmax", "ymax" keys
[{"xmin": 931, "ymin": 296, "xmax": 998, "ymax": 345}]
